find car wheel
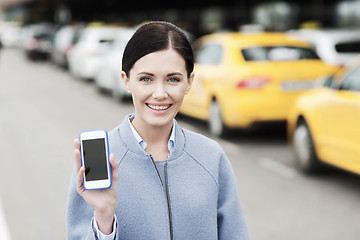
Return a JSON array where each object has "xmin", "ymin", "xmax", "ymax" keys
[
  {"xmin": 209, "ymin": 100, "xmax": 227, "ymax": 137},
  {"xmin": 95, "ymin": 78, "xmax": 107, "ymax": 94},
  {"xmin": 292, "ymin": 121, "xmax": 322, "ymax": 173}
]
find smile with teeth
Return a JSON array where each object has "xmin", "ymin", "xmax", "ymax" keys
[{"xmin": 146, "ymin": 104, "xmax": 172, "ymax": 111}]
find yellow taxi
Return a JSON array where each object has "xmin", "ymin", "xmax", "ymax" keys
[
  {"xmin": 287, "ymin": 56, "xmax": 360, "ymax": 175},
  {"xmin": 180, "ymin": 32, "xmax": 339, "ymax": 136}
]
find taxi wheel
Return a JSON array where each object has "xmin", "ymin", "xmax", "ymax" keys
[
  {"xmin": 209, "ymin": 100, "xmax": 228, "ymax": 137},
  {"xmin": 292, "ymin": 121, "xmax": 322, "ymax": 173}
]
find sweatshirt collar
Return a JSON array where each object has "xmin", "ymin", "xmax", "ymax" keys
[
  {"xmin": 127, "ymin": 114, "xmax": 175, "ymax": 154},
  {"xmin": 118, "ymin": 114, "xmax": 184, "ymax": 160}
]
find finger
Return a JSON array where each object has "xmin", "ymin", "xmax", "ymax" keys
[
  {"xmin": 74, "ymin": 148, "xmax": 81, "ymax": 172},
  {"xmin": 76, "ymin": 166, "xmax": 85, "ymax": 194},
  {"xmin": 74, "ymin": 138, "xmax": 80, "ymax": 150},
  {"xmin": 74, "ymin": 139, "xmax": 82, "ymax": 171}
]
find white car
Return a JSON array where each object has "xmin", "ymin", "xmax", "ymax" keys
[
  {"xmin": 288, "ymin": 29, "xmax": 360, "ymax": 66},
  {"xmin": 67, "ymin": 25, "xmax": 121, "ymax": 80},
  {"xmin": 19, "ymin": 23, "xmax": 54, "ymax": 60},
  {"xmin": 95, "ymin": 27, "xmax": 135, "ymax": 101},
  {"xmin": 0, "ymin": 21, "xmax": 21, "ymax": 48},
  {"xmin": 51, "ymin": 23, "xmax": 84, "ymax": 68}
]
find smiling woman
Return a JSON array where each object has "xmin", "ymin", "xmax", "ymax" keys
[
  {"xmin": 67, "ymin": 21, "xmax": 249, "ymax": 240},
  {"xmin": 122, "ymin": 49, "xmax": 193, "ymax": 134}
]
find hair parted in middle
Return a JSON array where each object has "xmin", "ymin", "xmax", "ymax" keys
[{"xmin": 122, "ymin": 21, "xmax": 194, "ymax": 78}]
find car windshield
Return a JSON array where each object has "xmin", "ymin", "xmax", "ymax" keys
[
  {"xmin": 241, "ymin": 46, "xmax": 320, "ymax": 62},
  {"xmin": 335, "ymin": 41, "xmax": 360, "ymax": 53}
]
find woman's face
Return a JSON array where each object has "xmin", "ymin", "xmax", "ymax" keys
[{"xmin": 122, "ymin": 49, "xmax": 194, "ymax": 129}]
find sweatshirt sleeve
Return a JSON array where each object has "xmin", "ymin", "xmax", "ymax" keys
[
  {"xmin": 93, "ymin": 215, "xmax": 117, "ymax": 239},
  {"xmin": 217, "ymin": 152, "xmax": 249, "ymax": 240},
  {"xmin": 66, "ymin": 166, "xmax": 118, "ymax": 240}
]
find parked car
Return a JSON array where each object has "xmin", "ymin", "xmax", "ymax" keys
[
  {"xmin": 67, "ymin": 24, "xmax": 120, "ymax": 80},
  {"xmin": 20, "ymin": 23, "xmax": 54, "ymax": 60},
  {"xmin": 180, "ymin": 32, "xmax": 339, "ymax": 136},
  {"xmin": 0, "ymin": 21, "xmax": 22, "ymax": 48},
  {"xmin": 288, "ymin": 29, "xmax": 360, "ymax": 66},
  {"xmin": 287, "ymin": 56, "xmax": 360, "ymax": 175},
  {"xmin": 94, "ymin": 27, "xmax": 135, "ymax": 101},
  {"xmin": 51, "ymin": 23, "xmax": 84, "ymax": 68}
]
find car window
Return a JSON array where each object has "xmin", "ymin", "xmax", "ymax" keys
[
  {"xmin": 335, "ymin": 41, "xmax": 360, "ymax": 53},
  {"xmin": 339, "ymin": 66, "xmax": 360, "ymax": 91},
  {"xmin": 195, "ymin": 44, "xmax": 223, "ymax": 65},
  {"xmin": 322, "ymin": 75, "xmax": 334, "ymax": 88},
  {"xmin": 241, "ymin": 46, "xmax": 320, "ymax": 62}
]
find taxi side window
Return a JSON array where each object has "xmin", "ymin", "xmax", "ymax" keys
[
  {"xmin": 339, "ymin": 66, "xmax": 360, "ymax": 91},
  {"xmin": 195, "ymin": 44, "xmax": 223, "ymax": 65}
]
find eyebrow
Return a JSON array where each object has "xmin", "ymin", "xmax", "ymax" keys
[
  {"xmin": 137, "ymin": 72, "xmax": 184, "ymax": 77},
  {"xmin": 167, "ymin": 72, "xmax": 184, "ymax": 77},
  {"xmin": 137, "ymin": 72, "xmax": 154, "ymax": 76}
]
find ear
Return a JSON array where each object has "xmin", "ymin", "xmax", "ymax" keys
[
  {"xmin": 121, "ymin": 71, "xmax": 131, "ymax": 94},
  {"xmin": 185, "ymin": 72, "xmax": 195, "ymax": 95}
]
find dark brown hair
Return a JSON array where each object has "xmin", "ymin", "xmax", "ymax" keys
[{"xmin": 122, "ymin": 21, "xmax": 194, "ymax": 77}]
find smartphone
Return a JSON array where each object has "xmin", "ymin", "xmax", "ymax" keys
[{"xmin": 79, "ymin": 129, "xmax": 112, "ymax": 190}]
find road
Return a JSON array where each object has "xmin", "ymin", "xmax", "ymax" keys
[{"xmin": 0, "ymin": 48, "xmax": 360, "ymax": 240}]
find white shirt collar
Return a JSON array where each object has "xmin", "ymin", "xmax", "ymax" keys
[{"xmin": 128, "ymin": 115, "xmax": 175, "ymax": 153}]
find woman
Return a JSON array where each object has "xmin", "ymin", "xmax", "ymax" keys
[{"xmin": 67, "ymin": 21, "xmax": 249, "ymax": 240}]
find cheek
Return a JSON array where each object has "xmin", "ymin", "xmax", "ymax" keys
[
  {"xmin": 130, "ymin": 82, "xmax": 147, "ymax": 95},
  {"xmin": 167, "ymin": 87, "xmax": 187, "ymax": 102},
  {"xmin": 130, "ymin": 85, "xmax": 153, "ymax": 104}
]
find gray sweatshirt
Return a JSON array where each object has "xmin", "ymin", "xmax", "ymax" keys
[{"xmin": 67, "ymin": 115, "xmax": 249, "ymax": 240}]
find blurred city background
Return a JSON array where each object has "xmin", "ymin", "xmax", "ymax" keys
[{"xmin": 0, "ymin": 0, "xmax": 360, "ymax": 239}]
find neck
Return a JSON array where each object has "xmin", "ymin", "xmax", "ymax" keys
[{"xmin": 131, "ymin": 117, "xmax": 173, "ymax": 146}]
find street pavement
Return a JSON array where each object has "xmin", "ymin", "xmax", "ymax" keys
[{"xmin": 0, "ymin": 48, "xmax": 360, "ymax": 240}]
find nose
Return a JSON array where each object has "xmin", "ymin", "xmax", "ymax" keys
[{"xmin": 152, "ymin": 82, "xmax": 168, "ymax": 99}]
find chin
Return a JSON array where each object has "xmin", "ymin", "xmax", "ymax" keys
[{"xmin": 145, "ymin": 114, "xmax": 174, "ymax": 127}]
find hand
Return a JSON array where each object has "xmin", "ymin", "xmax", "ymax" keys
[{"xmin": 74, "ymin": 139, "xmax": 118, "ymax": 235}]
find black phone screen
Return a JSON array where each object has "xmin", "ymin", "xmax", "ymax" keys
[{"xmin": 82, "ymin": 138, "xmax": 108, "ymax": 181}]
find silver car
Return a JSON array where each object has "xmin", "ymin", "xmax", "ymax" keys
[
  {"xmin": 94, "ymin": 27, "xmax": 135, "ymax": 101},
  {"xmin": 288, "ymin": 29, "xmax": 360, "ymax": 66},
  {"xmin": 67, "ymin": 24, "xmax": 121, "ymax": 81}
]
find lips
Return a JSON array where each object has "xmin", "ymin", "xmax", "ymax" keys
[{"xmin": 146, "ymin": 103, "xmax": 172, "ymax": 111}]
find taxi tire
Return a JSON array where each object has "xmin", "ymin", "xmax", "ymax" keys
[
  {"xmin": 292, "ymin": 121, "xmax": 322, "ymax": 173},
  {"xmin": 209, "ymin": 100, "xmax": 228, "ymax": 137}
]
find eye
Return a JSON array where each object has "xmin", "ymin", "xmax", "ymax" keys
[
  {"xmin": 140, "ymin": 77, "xmax": 151, "ymax": 82},
  {"xmin": 168, "ymin": 77, "xmax": 180, "ymax": 83}
]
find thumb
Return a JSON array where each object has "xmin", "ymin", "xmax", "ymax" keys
[{"xmin": 109, "ymin": 153, "xmax": 118, "ymax": 181}]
